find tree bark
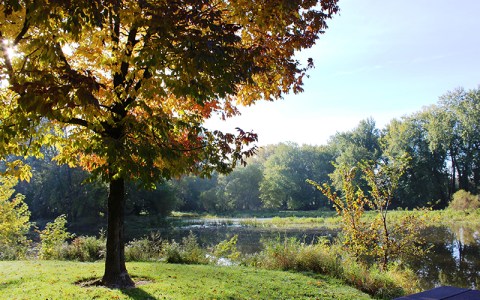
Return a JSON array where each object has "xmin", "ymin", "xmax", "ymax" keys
[{"xmin": 101, "ymin": 177, "xmax": 135, "ymax": 288}]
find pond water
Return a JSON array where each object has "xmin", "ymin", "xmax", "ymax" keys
[
  {"xmin": 410, "ymin": 225, "xmax": 480, "ymax": 289},
  {"xmin": 157, "ymin": 218, "xmax": 480, "ymax": 290}
]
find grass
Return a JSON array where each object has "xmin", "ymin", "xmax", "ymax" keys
[
  {"xmin": 0, "ymin": 261, "xmax": 372, "ymax": 300},
  {"xmin": 240, "ymin": 216, "xmax": 343, "ymax": 228},
  {"xmin": 170, "ymin": 210, "xmax": 338, "ymax": 219},
  {"xmin": 427, "ymin": 208, "xmax": 480, "ymax": 227},
  {"xmin": 178, "ymin": 209, "xmax": 480, "ymax": 230}
]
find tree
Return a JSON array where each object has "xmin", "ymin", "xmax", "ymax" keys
[
  {"xmin": 174, "ymin": 174, "xmax": 218, "ymax": 212},
  {"xmin": 424, "ymin": 87, "xmax": 480, "ymax": 196},
  {"xmin": 14, "ymin": 149, "xmax": 108, "ymax": 222},
  {"xmin": 259, "ymin": 143, "xmax": 334, "ymax": 210},
  {"xmin": 308, "ymin": 165, "xmax": 371, "ymax": 258},
  {"xmin": 361, "ymin": 155, "xmax": 414, "ymax": 271},
  {"xmin": 328, "ymin": 118, "xmax": 381, "ymax": 191},
  {"xmin": 222, "ymin": 162, "xmax": 263, "ymax": 211},
  {"xmin": 382, "ymin": 116, "xmax": 449, "ymax": 208},
  {"xmin": 0, "ymin": 0, "xmax": 339, "ymax": 287},
  {"xmin": 259, "ymin": 143, "xmax": 301, "ymax": 209},
  {"xmin": 125, "ymin": 181, "xmax": 178, "ymax": 217},
  {"xmin": 200, "ymin": 163, "xmax": 264, "ymax": 212}
]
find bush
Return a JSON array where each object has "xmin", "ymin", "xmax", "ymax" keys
[
  {"xmin": 0, "ymin": 176, "xmax": 31, "ymax": 260},
  {"xmin": 181, "ymin": 232, "xmax": 205, "ymax": 263},
  {"xmin": 449, "ymin": 190, "xmax": 480, "ymax": 211},
  {"xmin": 212, "ymin": 235, "xmax": 240, "ymax": 264},
  {"xmin": 64, "ymin": 235, "xmax": 105, "ymax": 261},
  {"xmin": 38, "ymin": 215, "xmax": 74, "ymax": 260},
  {"xmin": 258, "ymin": 236, "xmax": 300, "ymax": 270},
  {"xmin": 126, "ymin": 232, "xmax": 240, "ymax": 265},
  {"xmin": 162, "ymin": 240, "xmax": 184, "ymax": 263},
  {"xmin": 295, "ymin": 239, "xmax": 342, "ymax": 275},
  {"xmin": 125, "ymin": 231, "xmax": 163, "ymax": 261},
  {"xmin": 255, "ymin": 236, "xmax": 343, "ymax": 275},
  {"xmin": 161, "ymin": 232, "xmax": 208, "ymax": 264}
]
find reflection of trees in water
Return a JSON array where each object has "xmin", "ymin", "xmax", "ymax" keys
[{"xmin": 408, "ymin": 225, "xmax": 480, "ymax": 289}]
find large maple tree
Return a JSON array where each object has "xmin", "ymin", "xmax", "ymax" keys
[{"xmin": 0, "ymin": 0, "xmax": 339, "ymax": 288}]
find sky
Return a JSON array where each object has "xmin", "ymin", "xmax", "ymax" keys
[{"xmin": 206, "ymin": 0, "xmax": 480, "ymax": 146}]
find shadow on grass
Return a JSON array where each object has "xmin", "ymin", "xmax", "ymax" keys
[
  {"xmin": 0, "ymin": 279, "xmax": 22, "ymax": 291},
  {"xmin": 120, "ymin": 287, "xmax": 157, "ymax": 300},
  {"xmin": 121, "ymin": 277, "xmax": 157, "ymax": 300},
  {"xmin": 76, "ymin": 276, "xmax": 157, "ymax": 299}
]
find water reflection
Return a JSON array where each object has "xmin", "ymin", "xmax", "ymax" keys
[
  {"xmin": 157, "ymin": 219, "xmax": 479, "ymax": 289},
  {"xmin": 410, "ymin": 225, "xmax": 480, "ymax": 290}
]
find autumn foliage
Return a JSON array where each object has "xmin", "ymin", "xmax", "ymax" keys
[{"xmin": 308, "ymin": 156, "xmax": 429, "ymax": 271}]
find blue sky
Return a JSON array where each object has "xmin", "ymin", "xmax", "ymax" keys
[{"xmin": 207, "ymin": 0, "xmax": 480, "ymax": 146}]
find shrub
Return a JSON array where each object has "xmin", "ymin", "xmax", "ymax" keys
[
  {"xmin": 255, "ymin": 236, "xmax": 342, "ymax": 275},
  {"xmin": 64, "ymin": 235, "xmax": 105, "ymax": 261},
  {"xmin": 162, "ymin": 240, "xmax": 183, "ymax": 264},
  {"xmin": 212, "ymin": 235, "xmax": 241, "ymax": 264},
  {"xmin": 295, "ymin": 238, "xmax": 342, "ymax": 275},
  {"xmin": 161, "ymin": 232, "xmax": 208, "ymax": 264},
  {"xmin": 258, "ymin": 236, "xmax": 300, "ymax": 270},
  {"xmin": 449, "ymin": 189, "xmax": 480, "ymax": 211},
  {"xmin": 125, "ymin": 231, "xmax": 163, "ymax": 262},
  {"xmin": 308, "ymin": 157, "xmax": 428, "ymax": 271},
  {"xmin": 179, "ymin": 232, "xmax": 208, "ymax": 264},
  {"xmin": 0, "ymin": 176, "xmax": 31, "ymax": 260},
  {"xmin": 38, "ymin": 215, "xmax": 74, "ymax": 260}
]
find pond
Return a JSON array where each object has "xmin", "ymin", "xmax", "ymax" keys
[
  {"xmin": 410, "ymin": 225, "xmax": 480, "ymax": 289},
  {"xmin": 157, "ymin": 218, "xmax": 480, "ymax": 290}
]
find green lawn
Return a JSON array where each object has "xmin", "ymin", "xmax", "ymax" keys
[{"xmin": 0, "ymin": 261, "xmax": 372, "ymax": 300}]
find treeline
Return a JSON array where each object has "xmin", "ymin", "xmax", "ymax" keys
[{"xmin": 13, "ymin": 86, "xmax": 480, "ymax": 219}]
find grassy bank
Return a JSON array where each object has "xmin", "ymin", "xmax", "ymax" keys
[
  {"xmin": 171, "ymin": 210, "xmax": 338, "ymax": 219},
  {"xmin": 190, "ymin": 209, "xmax": 480, "ymax": 229},
  {"xmin": 0, "ymin": 261, "xmax": 371, "ymax": 300},
  {"xmin": 427, "ymin": 208, "xmax": 480, "ymax": 227}
]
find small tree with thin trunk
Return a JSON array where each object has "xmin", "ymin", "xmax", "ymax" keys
[
  {"xmin": 361, "ymin": 154, "xmax": 428, "ymax": 271},
  {"xmin": 309, "ymin": 154, "xmax": 428, "ymax": 271},
  {"xmin": 308, "ymin": 165, "xmax": 374, "ymax": 259}
]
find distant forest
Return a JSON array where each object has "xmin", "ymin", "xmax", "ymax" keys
[{"xmin": 11, "ymin": 86, "xmax": 480, "ymax": 222}]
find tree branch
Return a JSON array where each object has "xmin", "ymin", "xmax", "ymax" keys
[{"xmin": 13, "ymin": 8, "xmax": 30, "ymax": 45}]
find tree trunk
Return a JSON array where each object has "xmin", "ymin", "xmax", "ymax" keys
[
  {"xmin": 450, "ymin": 152, "xmax": 457, "ymax": 197},
  {"xmin": 101, "ymin": 177, "xmax": 135, "ymax": 288}
]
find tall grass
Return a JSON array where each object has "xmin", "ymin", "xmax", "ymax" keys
[{"xmin": 247, "ymin": 236, "xmax": 419, "ymax": 299}]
